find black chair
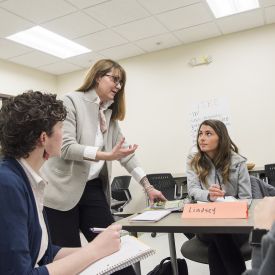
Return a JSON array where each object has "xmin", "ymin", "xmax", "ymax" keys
[
  {"xmin": 111, "ymin": 175, "xmax": 132, "ymax": 213},
  {"xmin": 264, "ymin": 164, "xmax": 275, "ymax": 187},
  {"xmin": 180, "ymin": 235, "xmax": 252, "ymax": 264},
  {"xmin": 180, "ymin": 175, "xmax": 272, "ymax": 265},
  {"xmin": 147, "ymin": 173, "xmax": 184, "ymax": 237},
  {"xmin": 147, "ymin": 173, "xmax": 184, "ymax": 200}
]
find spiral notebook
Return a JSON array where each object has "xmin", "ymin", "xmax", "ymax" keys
[{"xmin": 80, "ymin": 235, "xmax": 155, "ymax": 275}]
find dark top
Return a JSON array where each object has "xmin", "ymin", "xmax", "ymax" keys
[{"xmin": 0, "ymin": 158, "xmax": 61, "ymax": 275}]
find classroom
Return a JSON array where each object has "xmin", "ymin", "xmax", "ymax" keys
[{"xmin": 1, "ymin": 1, "xmax": 275, "ymax": 274}]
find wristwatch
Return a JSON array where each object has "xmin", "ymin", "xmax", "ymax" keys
[{"xmin": 249, "ymin": 229, "xmax": 268, "ymax": 247}]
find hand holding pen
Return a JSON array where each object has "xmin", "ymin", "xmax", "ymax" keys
[
  {"xmin": 208, "ymin": 172, "xmax": 225, "ymax": 201},
  {"xmin": 208, "ymin": 184, "xmax": 225, "ymax": 201},
  {"xmin": 89, "ymin": 224, "xmax": 122, "ymax": 258},
  {"xmin": 90, "ymin": 227, "xmax": 128, "ymax": 235}
]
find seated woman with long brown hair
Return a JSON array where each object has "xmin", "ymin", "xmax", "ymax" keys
[{"xmin": 187, "ymin": 119, "xmax": 252, "ymax": 275}]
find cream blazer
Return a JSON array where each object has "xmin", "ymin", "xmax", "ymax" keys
[{"xmin": 42, "ymin": 90, "xmax": 140, "ymax": 211}]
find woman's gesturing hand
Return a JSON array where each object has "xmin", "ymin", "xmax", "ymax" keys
[
  {"xmin": 96, "ymin": 137, "xmax": 138, "ymax": 161},
  {"xmin": 108, "ymin": 137, "xmax": 138, "ymax": 160}
]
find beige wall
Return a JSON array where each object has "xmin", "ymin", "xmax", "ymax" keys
[{"xmin": 0, "ymin": 59, "xmax": 56, "ymax": 95}]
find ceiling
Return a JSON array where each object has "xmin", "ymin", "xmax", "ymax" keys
[{"xmin": 0, "ymin": 0, "xmax": 275, "ymax": 75}]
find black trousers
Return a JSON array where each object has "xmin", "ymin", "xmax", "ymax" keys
[
  {"xmin": 44, "ymin": 178, "xmax": 136, "ymax": 275},
  {"xmin": 198, "ymin": 233, "xmax": 248, "ymax": 275}
]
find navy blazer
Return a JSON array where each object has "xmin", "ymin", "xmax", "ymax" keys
[{"xmin": 0, "ymin": 158, "xmax": 61, "ymax": 275}]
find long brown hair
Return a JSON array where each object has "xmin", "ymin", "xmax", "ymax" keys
[
  {"xmin": 191, "ymin": 119, "xmax": 238, "ymax": 186},
  {"xmin": 77, "ymin": 59, "xmax": 126, "ymax": 121}
]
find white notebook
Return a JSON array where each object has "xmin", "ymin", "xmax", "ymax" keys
[
  {"xmin": 80, "ymin": 235, "xmax": 155, "ymax": 275},
  {"xmin": 130, "ymin": 210, "xmax": 171, "ymax": 222}
]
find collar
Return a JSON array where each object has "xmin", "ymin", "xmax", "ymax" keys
[
  {"xmin": 84, "ymin": 89, "xmax": 113, "ymax": 110},
  {"xmin": 17, "ymin": 158, "xmax": 44, "ymax": 186}
]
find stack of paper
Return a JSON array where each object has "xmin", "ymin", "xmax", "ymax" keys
[
  {"xmin": 150, "ymin": 199, "xmax": 184, "ymax": 211},
  {"xmin": 130, "ymin": 210, "xmax": 171, "ymax": 222}
]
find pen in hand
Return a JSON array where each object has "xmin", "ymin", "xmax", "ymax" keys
[
  {"xmin": 90, "ymin": 227, "xmax": 128, "ymax": 234},
  {"xmin": 216, "ymin": 173, "xmax": 225, "ymax": 199}
]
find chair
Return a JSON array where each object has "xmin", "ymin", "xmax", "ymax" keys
[
  {"xmin": 181, "ymin": 235, "xmax": 252, "ymax": 264},
  {"xmin": 264, "ymin": 164, "xmax": 275, "ymax": 187},
  {"xmin": 180, "ymin": 175, "xmax": 271, "ymax": 265},
  {"xmin": 147, "ymin": 173, "xmax": 184, "ymax": 237},
  {"xmin": 146, "ymin": 173, "xmax": 184, "ymax": 200},
  {"xmin": 111, "ymin": 176, "xmax": 132, "ymax": 213}
]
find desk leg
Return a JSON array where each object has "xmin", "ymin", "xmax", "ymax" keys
[
  {"xmin": 130, "ymin": 232, "xmax": 141, "ymax": 275},
  {"xmin": 168, "ymin": 233, "xmax": 179, "ymax": 275}
]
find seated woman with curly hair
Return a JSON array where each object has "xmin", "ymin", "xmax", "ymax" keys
[{"xmin": 0, "ymin": 91, "xmax": 122, "ymax": 275}]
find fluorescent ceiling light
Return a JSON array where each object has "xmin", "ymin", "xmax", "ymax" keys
[
  {"xmin": 6, "ymin": 26, "xmax": 91, "ymax": 59},
  {"xmin": 206, "ymin": 0, "xmax": 259, "ymax": 18}
]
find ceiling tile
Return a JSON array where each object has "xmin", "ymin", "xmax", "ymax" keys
[
  {"xmin": 84, "ymin": 0, "xmax": 149, "ymax": 27},
  {"xmin": 0, "ymin": 8, "xmax": 33, "ymax": 37},
  {"xmin": 260, "ymin": 0, "xmax": 275, "ymax": 7},
  {"xmin": 9, "ymin": 51, "xmax": 60, "ymax": 68},
  {"xmin": 134, "ymin": 33, "xmax": 181, "ymax": 52},
  {"xmin": 113, "ymin": 17, "xmax": 167, "ymax": 41},
  {"xmin": 217, "ymin": 9, "xmax": 264, "ymax": 34},
  {"xmin": 38, "ymin": 61, "xmax": 82, "ymax": 75},
  {"xmin": 99, "ymin": 43, "xmax": 144, "ymax": 60},
  {"xmin": 75, "ymin": 29, "xmax": 127, "ymax": 51},
  {"xmin": 43, "ymin": 11, "xmax": 104, "ymax": 39},
  {"xmin": 138, "ymin": 0, "xmax": 200, "ymax": 14},
  {"xmin": 265, "ymin": 5, "xmax": 275, "ymax": 23},
  {"xmin": 156, "ymin": 2, "xmax": 213, "ymax": 31},
  {"xmin": 174, "ymin": 22, "xmax": 221, "ymax": 43},
  {"xmin": 0, "ymin": 38, "xmax": 32, "ymax": 59},
  {"xmin": 66, "ymin": 52, "xmax": 105, "ymax": 68},
  {"xmin": 65, "ymin": 0, "xmax": 106, "ymax": 9},
  {"xmin": 0, "ymin": 0, "xmax": 76, "ymax": 24}
]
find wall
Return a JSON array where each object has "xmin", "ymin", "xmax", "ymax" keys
[
  {"xmin": 0, "ymin": 59, "xmax": 56, "ymax": 95},
  {"xmin": 56, "ymin": 23, "xmax": 275, "ymax": 211}
]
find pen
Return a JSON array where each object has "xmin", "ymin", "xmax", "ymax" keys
[
  {"xmin": 216, "ymin": 172, "xmax": 225, "ymax": 199},
  {"xmin": 90, "ymin": 227, "xmax": 128, "ymax": 234}
]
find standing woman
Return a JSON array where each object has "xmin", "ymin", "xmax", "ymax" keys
[
  {"xmin": 42, "ymin": 59, "xmax": 165, "ymax": 248},
  {"xmin": 187, "ymin": 119, "xmax": 252, "ymax": 275}
]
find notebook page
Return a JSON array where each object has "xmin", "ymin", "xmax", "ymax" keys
[{"xmin": 80, "ymin": 235, "xmax": 155, "ymax": 275}]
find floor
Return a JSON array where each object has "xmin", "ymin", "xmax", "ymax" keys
[{"xmin": 138, "ymin": 232, "xmax": 209, "ymax": 275}]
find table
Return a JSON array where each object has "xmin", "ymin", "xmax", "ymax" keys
[{"xmin": 116, "ymin": 200, "xmax": 258, "ymax": 275}]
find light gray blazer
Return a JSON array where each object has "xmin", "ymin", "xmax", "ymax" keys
[
  {"xmin": 42, "ymin": 90, "xmax": 140, "ymax": 211},
  {"xmin": 187, "ymin": 151, "xmax": 252, "ymax": 202}
]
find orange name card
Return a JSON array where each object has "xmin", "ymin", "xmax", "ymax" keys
[{"xmin": 182, "ymin": 201, "xmax": 248, "ymax": 219}]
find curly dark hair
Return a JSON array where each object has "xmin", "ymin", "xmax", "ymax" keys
[{"xmin": 0, "ymin": 90, "xmax": 67, "ymax": 158}]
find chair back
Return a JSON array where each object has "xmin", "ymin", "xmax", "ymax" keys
[
  {"xmin": 250, "ymin": 175, "xmax": 269, "ymax": 198},
  {"xmin": 265, "ymin": 164, "xmax": 275, "ymax": 187},
  {"xmin": 111, "ymin": 176, "xmax": 132, "ymax": 204},
  {"xmin": 146, "ymin": 173, "xmax": 181, "ymax": 200}
]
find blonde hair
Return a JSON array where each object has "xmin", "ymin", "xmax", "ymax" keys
[{"xmin": 77, "ymin": 59, "xmax": 126, "ymax": 121}]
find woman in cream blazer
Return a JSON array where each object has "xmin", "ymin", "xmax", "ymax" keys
[{"xmin": 42, "ymin": 60, "xmax": 165, "ymax": 254}]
